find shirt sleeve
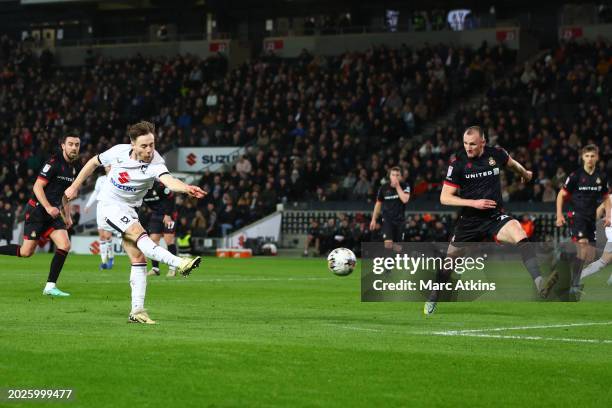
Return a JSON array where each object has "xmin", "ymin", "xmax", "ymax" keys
[
  {"xmin": 98, "ymin": 145, "xmax": 122, "ymax": 166},
  {"xmin": 563, "ymin": 173, "xmax": 578, "ymax": 195},
  {"xmin": 495, "ymin": 147, "xmax": 510, "ymax": 166},
  {"xmin": 602, "ymin": 174, "xmax": 610, "ymax": 197},
  {"xmin": 152, "ymin": 163, "xmax": 170, "ymax": 179},
  {"xmin": 400, "ymin": 182, "xmax": 411, "ymax": 194},
  {"xmin": 38, "ymin": 158, "xmax": 57, "ymax": 183},
  {"xmin": 376, "ymin": 187, "xmax": 384, "ymax": 202},
  {"xmin": 444, "ymin": 160, "xmax": 462, "ymax": 188}
]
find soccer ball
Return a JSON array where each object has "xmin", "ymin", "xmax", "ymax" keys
[{"xmin": 327, "ymin": 248, "xmax": 357, "ymax": 276}]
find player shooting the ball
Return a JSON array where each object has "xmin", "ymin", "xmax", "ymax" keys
[{"xmin": 64, "ymin": 121, "xmax": 206, "ymax": 324}]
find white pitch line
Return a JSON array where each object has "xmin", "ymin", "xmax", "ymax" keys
[
  {"xmin": 434, "ymin": 332, "xmax": 612, "ymax": 345},
  {"xmin": 433, "ymin": 321, "xmax": 612, "ymax": 336},
  {"xmin": 325, "ymin": 324, "xmax": 382, "ymax": 333}
]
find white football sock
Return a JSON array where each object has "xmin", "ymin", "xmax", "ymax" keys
[
  {"xmin": 581, "ymin": 259, "xmax": 609, "ymax": 280},
  {"xmin": 107, "ymin": 239, "xmax": 114, "ymax": 260},
  {"xmin": 534, "ymin": 276, "xmax": 543, "ymax": 291},
  {"xmin": 136, "ymin": 234, "xmax": 182, "ymax": 268},
  {"xmin": 99, "ymin": 240, "xmax": 108, "ymax": 263},
  {"xmin": 130, "ymin": 263, "xmax": 147, "ymax": 313},
  {"xmin": 581, "ymin": 243, "xmax": 612, "ymax": 280}
]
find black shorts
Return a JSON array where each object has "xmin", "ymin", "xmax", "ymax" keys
[
  {"xmin": 146, "ymin": 214, "xmax": 176, "ymax": 235},
  {"xmin": 568, "ymin": 212, "xmax": 596, "ymax": 242},
  {"xmin": 23, "ymin": 202, "xmax": 66, "ymax": 241},
  {"xmin": 451, "ymin": 211, "xmax": 513, "ymax": 243},
  {"xmin": 381, "ymin": 220, "xmax": 404, "ymax": 242}
]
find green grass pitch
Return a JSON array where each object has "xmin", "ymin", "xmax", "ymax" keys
[{"xmin": 1, "ymin": 254, "xmax": 612, "ymax": 407}]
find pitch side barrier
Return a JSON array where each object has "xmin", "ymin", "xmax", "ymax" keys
[{"xmin": 282, "ymin": 209, "xmax": 571, "ymax": 243}]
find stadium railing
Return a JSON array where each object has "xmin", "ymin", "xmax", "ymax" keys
[{"xmin": 280, "ymin": 205, "xmax": 567, "ymax": 243}]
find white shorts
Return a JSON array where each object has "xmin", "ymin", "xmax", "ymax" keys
[
  {"xmin": 97, "ymin": 201, "xmax": 140, "ymax": 234},
  {"xmin": 95, "ymin": 203, "xmax": 115, "ymax": 233},
  {"xmin": 606, "ymin": 226, "xmax": 612, "ymax": 243}
]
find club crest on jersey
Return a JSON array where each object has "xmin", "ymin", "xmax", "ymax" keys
[
  {"xmin": 488, "ymin": 157, "xmax": 496, "ymax": 166},
  {"xmin": 118, "ymin": 172, "xmax": 130, "ymax": 184},
  {"xmin": 140, "ymin": 164, "xmax": 149, "ymax": 174},
  {"xmin": 597, "ymin": 177, "xmax": 601, "ymax": 184}
]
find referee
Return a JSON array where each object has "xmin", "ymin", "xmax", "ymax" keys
[{"xmin": 369, "ymin": 167, "xmax": 411, "ymax": 249}]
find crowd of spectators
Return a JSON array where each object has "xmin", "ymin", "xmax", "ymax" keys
[
  {"xmin": 2, "ymin": 32, "xmax": 608, "ymax": 243},
  {"xmin": 364, "ymin": 39, "xmax": 611, "ymax": 205},
  {"xmin": 1, "ymin": 32, "xmax": 509, "ymax": 238}
]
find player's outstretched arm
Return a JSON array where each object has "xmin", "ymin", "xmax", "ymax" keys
[
  {"xmin": 159, "ymin": 174, "xmax": 206, "ymax": 198},
  {"xmin": 506, "ymin": 157, "xmax": 532, "ymax": 183},
  {"xmin": 555, "ymin": 189, "xmax": 568, "ymax": 227},
  {"xmin": 65, "ymin": 156, "xmax": 100, "ymax": 200},
  {"xmin": 440, "ymin": 183, "xmax": 496, "ymax": 210}
]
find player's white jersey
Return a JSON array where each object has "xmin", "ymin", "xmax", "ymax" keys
[
  {"xmin": 84, "ymin": 175, "xmax": 107, "ymax": 209},
  {"xmin": 97, "ymin": 144, "xmax": 169, "ymax": 207}
]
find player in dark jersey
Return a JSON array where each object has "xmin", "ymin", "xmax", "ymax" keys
[
  {"xmin": 140, "ymin": 180, "xmax": 178, "ymax": 277},
  {"xmin": 555, "ymin": 144, "xmax": 609, "ymax": 298},
  {"xmin": 370, "ymin": 166, "xmax": 410, "ymax": 250},
  {"xmin": 424, "ymin": 126, "xmax": 550, "ymax": 314},
  {"xmin": 0, "ymin": 133, "xmax": 81, "ymax": 296}
]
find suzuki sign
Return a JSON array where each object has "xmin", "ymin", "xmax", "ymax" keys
[{"xmin": 178, "ymin": 147, "xmax": 246, "ymax": 172}]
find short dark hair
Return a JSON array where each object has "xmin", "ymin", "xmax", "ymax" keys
[
  {"xmin": 388, "ymin": 166, "xmax": 402, "ymax": 177},
  {"xmin": 128, "ymin": 121, "xmax": 155, "ymax": 142},
  {"xmin": 581, "ymin": 144, "xmax": 599, "ymax": 155},
  {"xmin": 61, "ymin": 131, "xmax": 80, "ymax": 143},
  {"xmin": 464, "ymin": 125, "xmax": 485, "ymax": 139}
]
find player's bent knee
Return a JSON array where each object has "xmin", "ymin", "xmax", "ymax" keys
[
  {"xmin": 124, "ymin": 223, "xmax": 145, "ymax": 242},
  {"xmin": 130, "ymin": 255, "xmax": 146, "ymax": 264}
]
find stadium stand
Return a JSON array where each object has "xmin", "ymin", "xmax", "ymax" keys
[{"xmin": 0, "ymin": 33, "xmax": 609, "ymax": 246}]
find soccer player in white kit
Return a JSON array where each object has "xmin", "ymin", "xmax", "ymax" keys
[
  {"xmin": 83, "ymin": 165, "xmax": 115, "ymax": 270},
  {"xmin": 580, "ymin": 195, "xmax": 612, "ymax": 284},
  {"xmin": 65, "ymin": 121, "xmax": 205, "ymax": 324}
]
